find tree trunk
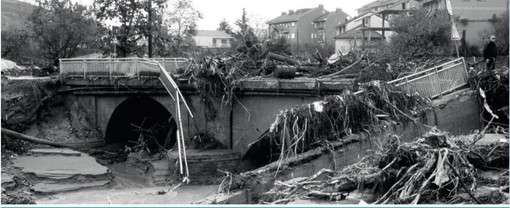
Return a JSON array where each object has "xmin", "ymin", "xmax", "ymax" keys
[{"xmin": 1, "ymin": 128, "xmax": 74, "ymax": 148}]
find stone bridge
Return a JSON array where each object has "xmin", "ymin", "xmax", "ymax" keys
[{"xmin": 58, "ymin": 57, "xmax": 476, "ymax": 157}]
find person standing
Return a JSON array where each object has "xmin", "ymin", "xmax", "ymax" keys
[{"xmin": 483, "ymin": 35, "xmax": 498, "ymax": 70}]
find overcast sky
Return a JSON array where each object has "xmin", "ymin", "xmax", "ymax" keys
[
  {"xmin": 23, "ymin": 0, "xmax": 375, "ymax": 30},
  {"xmin": 194, "ymin": 0, "xmax": 374, "ymax": 30}
]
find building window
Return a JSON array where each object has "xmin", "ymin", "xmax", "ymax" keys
[
  {"xmin": 291, "ymin": 33, "xmax": 295, "ymax": 39},
  {"xmin": 213, "ymin": 39, "xmax": 217, "ymax": 46},
  {"xmin": 291, "ymin": 22, "xmax": 295, "ymax": 27},
  {"xmin": 311, "ymin": 33, "xmax": 314, "ymax": 39},
  {"xmin": 402, "ymin": 3, "xmax": 406, "ymax": 9},
  {"xmin": 221, "ymin": 39, "xmax": 227, "ymax": 44}
]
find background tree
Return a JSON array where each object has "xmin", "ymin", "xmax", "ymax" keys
[
  {"xmin": 162, "ymin": 0, "xmax": 202, "ymax": 56},
  {"xmin": 217, "ymin": 18, "xmax": 233, "ymax": 35},
  {"xmin": 27, "ymin": 0, "xmax": 100, "ymax": 66},
  {"xmin": 1, "ymin": 29, "xmax": 30, "ymax": 62},
  {"xmin": 389, "ymin": 9, "xmax": 451, "ymax": 58},
  {"xmin": 232, "ymin": 8, "xmax": 259, "ymax": 57},
  {"xmin": 94, "ymin": 0, "xmax": 166, "ymax": 57}
]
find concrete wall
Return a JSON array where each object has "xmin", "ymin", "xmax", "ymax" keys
[
  {"xmin": 67, "ymin": 87, "xmax": 481, "ymax": 157},
  {"xmin": 232, "ymin": 95, "xmax": 321, "ymax": 156}
]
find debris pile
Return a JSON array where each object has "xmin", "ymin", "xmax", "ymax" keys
[
  {"xmin": 246, "ymin": 81, "xmax": 430, "ymax": 165},
  {"xmin": 468, "ymin": 67, "xmax": 509, "ymax": 127},
  {"xmin": 259, "ymin": 130, "xmax": 508, "ymax": 204}
]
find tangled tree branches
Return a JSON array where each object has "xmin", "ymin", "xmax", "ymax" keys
[
  {"xmin": 468, "ymin": 67, "xmax": 509, "ymax": 127},
  {"xmin": 256, "ymin": 81, "xmax": 429, "ymax": 165},
  {"xmin": 261, "ymin": 130, "xmax": 508, "ymax": 204},
  {"xmin": 309, "ymin": 49, "xmax": 454, "ymax": 82},
  {"xmin": 188, "ymin": 57, "xmax": 247, "ymax": 120}
]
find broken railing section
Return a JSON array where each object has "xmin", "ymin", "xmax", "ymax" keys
[
  {"xmin": 387, "ymin": 57, "xmax": 468, "ymax": 99},
  {"xmin": 142, "ymin": 59, "xmax": 194, "ymax": 184}
]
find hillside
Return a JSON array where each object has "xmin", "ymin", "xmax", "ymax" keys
[{"xmin": 1, "ymin": 0, "xmax": 35, "ymax": 30}]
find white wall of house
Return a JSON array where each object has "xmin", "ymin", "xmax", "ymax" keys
[{"xmin": 193, "ymin": 36, "xmax": 231, "ymax": 48}]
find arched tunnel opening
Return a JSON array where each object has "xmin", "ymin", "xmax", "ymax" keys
[{"xmin": 105, "ymin": 96, "xmax": 176, "ymax": 152}]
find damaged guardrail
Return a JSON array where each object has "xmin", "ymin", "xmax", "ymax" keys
[{"xmin": 387, "ymin": 58, "xmax": 468, "ymax": 99}]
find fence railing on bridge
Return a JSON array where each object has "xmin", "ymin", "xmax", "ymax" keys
[
  {"xmin": 59, "ymin": 58, "xmax": 188, "ymax": 79},
  {"xmin": 387, "ymin": 57, "xmax": 468, "ymax": 99}
]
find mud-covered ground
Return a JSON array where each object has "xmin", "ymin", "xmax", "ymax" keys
[{"xmin": 1, "ymin": 77, "xmax": 222, "ymax": 204}]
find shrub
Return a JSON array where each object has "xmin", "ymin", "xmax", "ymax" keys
[{"xmin": 389, "ymin": 9, "xmax": 452, "ymax": 58}]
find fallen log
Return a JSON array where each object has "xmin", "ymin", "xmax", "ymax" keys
[
  {"xmin": 266, "ymin": 52, "xmax": 300, "ymax": 66},
  {"xmin": 1, "ymin": 128, "xmax": 73, "ymax": 148}
]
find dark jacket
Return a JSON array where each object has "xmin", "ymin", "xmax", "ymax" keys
[{"xmin": 483, "ymin": 41, "xmax": 498, "ymax": 60}]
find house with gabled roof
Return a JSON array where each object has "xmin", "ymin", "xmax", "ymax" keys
[
  {"xmin": 267, "ymin": 4, "xmax": 328, "ymax": 52},
  {"xmin": 333, "ymin": 12, "xmax": 387, "ymax": 54},
  {"xmin": 333, "ymin": 0, "xmax": 421, "ymax": 54},
  {"xmin": 311, "ymin": 8, "xmax": 350, "ymax": 46}
]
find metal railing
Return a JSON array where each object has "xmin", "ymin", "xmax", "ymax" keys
[
  {"xmin": 387, "ymin": 57, "xmax": 468, "ymax": 99},
  {"xmin": 59, "ymin": 57, "xmax": 188, "ymax": 79}
]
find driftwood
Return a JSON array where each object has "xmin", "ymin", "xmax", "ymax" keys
[
  {"xmin": 1, "ymin": 128, "xmax": 74, "ymax": 148},
  {"xmin": 320, "ymin": 50, "xmax": 367, "ymax": 79},
  {"xmin": 266, "ymin": 52, "xmax": 300, "ymax": 66}
]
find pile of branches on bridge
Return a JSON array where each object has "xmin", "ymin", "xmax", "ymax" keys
[
  {"xmin": 309, "ymin": 49, "xmax": 454, "ymax": 82},
  {"xmin": 467, "ymin": 66, "xmax": 509, "ymax": 128},
  {"xmin": 259, "ymin": 129, "xmax": 508, "ymax": 204},
  {"xmin": 255, "ymin": 81, "xmax": 429, "ymax": 164}
]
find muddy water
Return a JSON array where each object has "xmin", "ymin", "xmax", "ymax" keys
[
  {"xmin": 37, "ymin": 184, "xmax": 218, "ymax": 204},
  {"xmin": 13, "ymin": 154, "xmax": 108, "ymax": 180},
  {"xmin": 10, "ymin": 148, "xmax": 219, "ymax": 204}
]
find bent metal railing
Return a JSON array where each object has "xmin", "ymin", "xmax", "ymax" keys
[
  {"xmin": 60, "ymin": 57, "xmax": 468, "ymax": 99},
  {"xmin": 387, "ymin": 57, "xmax": 468, "ymax": 99},
  {"xmin": 59, "ymin": 57, "xmax": 188, "ymax": 79}
]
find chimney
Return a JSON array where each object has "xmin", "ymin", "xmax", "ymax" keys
[
  {"xmin": 318, "ymin": 4, "xmax": 324, "ymax": 9},
  {"xmin": 288, "ymin": 10, "xmax": 294, "ymax": 14},
  {"xmin": 282, "ymin": 11, "xmax": 287, "ymax": 15},
  {"xmin": 336, "ymin": 8, "xmax": 342, "ymax": 13}
]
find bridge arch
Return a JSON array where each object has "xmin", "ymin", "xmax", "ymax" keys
[{"xmin": 105, "ymin": 96, "xmax": 176, "ymax": 151}]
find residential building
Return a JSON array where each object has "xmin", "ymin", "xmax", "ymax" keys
[
  {"xmin": 334, "ymin": 13, "xmax": 387, "ymax": 54},
  {"xmin": 357, "ymin": 0, "xmax": 419, "ymax": 14},
  {"xmin": 312, "ymin": 8, "xmax": 350, "ymax": 46},
  {"xmin": 417, "ymin": 0, "xmax": 508, "ymax": 48},
  {"xmin": 335, "ymin": 25, "xmax": 383, "ymax": 54},
  {"xmin": 193, "ymin": 30, "xmax": 233, "ymax": 49},
  {"xmin": 267, "ymin": 4, "xmax": 328, "ymax": 51},
  {"xmin": 333, "ymin": 0, "xmax": 420, "ymax": 54}
]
